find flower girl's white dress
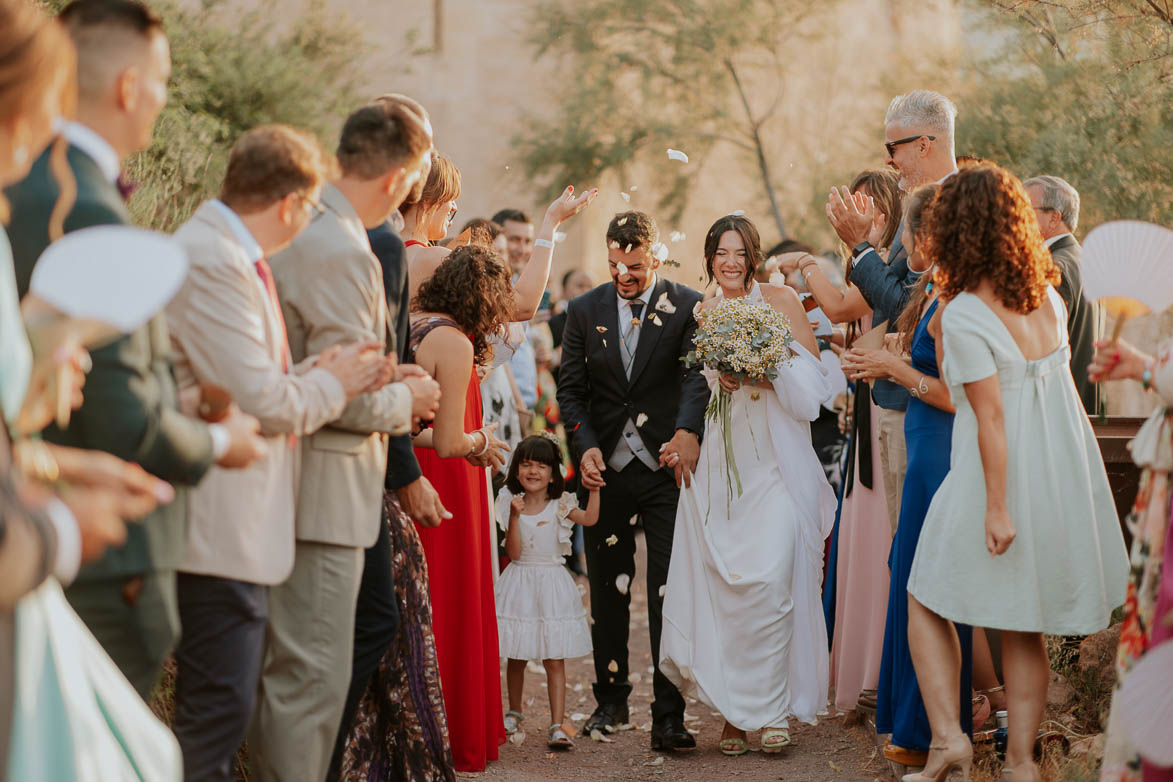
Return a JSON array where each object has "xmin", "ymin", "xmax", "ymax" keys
[{"xmin": 494, "ymin": 491, "xmax": 592, "ymax": 660}]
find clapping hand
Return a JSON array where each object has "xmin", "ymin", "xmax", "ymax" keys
[
  {"xmin": 826, "ymin": 186, "xmax": 876, "ymax": 248},
  {"xmin": 317, "ymin": 340, "xmax": 393, "ymax": 399}
]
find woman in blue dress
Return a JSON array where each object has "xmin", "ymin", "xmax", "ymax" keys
[{"xmin": 839, "ymin": 184, "xmax": 974, "ymax": 763}]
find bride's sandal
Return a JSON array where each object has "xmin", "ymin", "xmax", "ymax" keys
[
  {"xmin": 761, "ymin": 727, "xmax": 791, "ymax": 753},
  {"xmin": 719, "ymin": 737, "xmax": 749, "ymax": 756}
]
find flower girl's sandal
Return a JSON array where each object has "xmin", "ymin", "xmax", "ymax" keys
[
  {"xmin": 504, "ymin": 710, "xmax": 524, "ymax": 735},
  {"xmin": 719, "ymin": 737, "xmax": 749, "ymax": 756},
  {"xmin": 547, "ymin": 724, "xmax": 574, "ymax": 749},
  {"xmin": 761, "ymin": 727, "xmax": 791, "ymax": 753}
]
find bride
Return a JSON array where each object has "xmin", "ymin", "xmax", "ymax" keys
[{"xmin": 659, "ymin": 214, "xmax": 837, "ymax": 755}]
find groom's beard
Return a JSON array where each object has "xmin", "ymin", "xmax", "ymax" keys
[{"xmin": 615, "ymin": 278, "xmax": 654, "ymax": 300}]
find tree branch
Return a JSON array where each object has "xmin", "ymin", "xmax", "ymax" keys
[{"xmin": 725, "ymin": 57, "xmax": 787, "ymax": 239}]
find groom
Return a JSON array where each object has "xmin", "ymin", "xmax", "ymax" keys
[{"xmin": 557, "ymin": 211, "xmax": 709, "ymax": 751}]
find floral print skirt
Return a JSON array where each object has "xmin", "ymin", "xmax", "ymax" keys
[{"xmin": 338, "ymin": 493, "xmax": 456, "ymax": 782}]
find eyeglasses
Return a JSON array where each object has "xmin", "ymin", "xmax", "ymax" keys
[
  {"xmin": 885, "ymin": 134, "xmax": 936, "ymax": 157},
  {"xmin": 298, "ymin": 193, "xmax": 327, "ymax": 218}
]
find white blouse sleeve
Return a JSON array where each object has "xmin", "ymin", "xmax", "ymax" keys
[
  {"xmin": 769, "ymin": 341, "xmax": 834, "ymax": 422},
  {"xmin": 555, "ymin": 493, "xmax": 578, "ymax": 556},
  {"xmin": 493, "ymin": 488, "xmax": 515, "ymax": 534}
]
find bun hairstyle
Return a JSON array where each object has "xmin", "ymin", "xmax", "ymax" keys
[
  {"xmin": 703, "ymin": 214, "xmax": 763, "ymax": 290},
  {"xmin": 505, "ymin": 435, "xmax": 565, "ymax": 499}
]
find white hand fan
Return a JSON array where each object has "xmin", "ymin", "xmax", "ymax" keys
[
  {"xmin": 27, "ymin": 225, "xmax": 189, "ymax": 332},
  {"xmin": 1081, "ymin": 220, "xmax": 1173, "ymax": 337},
  {"xmin": 1117, "ymin": 639, "xmax": 1173, "ymax": 766},
  {"xmin": 20, "ymin": 225, "xmax": 188, "ymax": 428}
]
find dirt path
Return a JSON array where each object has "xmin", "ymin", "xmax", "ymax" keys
[{"xmin": 473, "ymin": 533, "xmax": 887, "ymax": 782}]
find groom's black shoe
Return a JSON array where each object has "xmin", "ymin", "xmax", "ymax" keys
[
  {"xmin": 584, "ymin": 702, "xmax": 628, "ymax": 734},
  {"xmin": 650, "ymin": 716, "xmax": 697, "ymax": 751}
]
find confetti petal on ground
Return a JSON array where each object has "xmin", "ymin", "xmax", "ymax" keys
[
  {"xmin": 617, "ymin": 216, "xmax": 628, "ymax": 226},
  {"xmin": 616, "ymin": 722, "xmax": 636, "ymax": 732},
  {"xmin": 636, "ymin": 413, "xmax": 648, "ymax": 427},
  {"xmin": 829, "ymin": 761, "xmax": 841, "ymax": 772},
  {"xmin": 667, "ymin": 148, "xmax": 689, "ymax": 163},
  {"xmin": 510, "ymin": 731, "xmax": 526, "ymax": 745},
  {"xmin": 605, "ymin": 534, "xmax": 619, "ymax": 546},
  {"xmin": 620, "ymin": 192, "xmax": 630, "ymax": 203},
  {"xmin": 571, "ymin": 712, "xmax": 587, "ymax": 721},
  {"xmin": 527, "ymin": 660, "xmax": 545, "ymax": 674},
  {"xmin": 590, "ymin": 729, "xmax": 614, "ymax": 743},
  {"xmin": 616, "ymin": 573, "xmax": 631, "ymax": 594},
  {"xmin": 644, "ymin": 756, "xmax": 665, "ymax": 767},
  {"xmin": 607, "ymin": 659, "xmax": 619, "ymax": 672}
]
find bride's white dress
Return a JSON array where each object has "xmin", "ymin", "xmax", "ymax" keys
[{"xmin": 659, "ymin": 284, "xmax": 837, "ymax": 730}]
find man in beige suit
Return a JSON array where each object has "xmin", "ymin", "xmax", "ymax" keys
[
  {"xmin": 252, "ymin": 102, "xmax": 439, "ymax": 782},
  {"xmin": 165, "ymin": 125, "xmax": 403, "ymax": 782}
]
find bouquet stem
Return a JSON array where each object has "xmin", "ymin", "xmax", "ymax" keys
[{"xmin": 705, "ymin": 389, "xmax": 742, "ymax": 511}]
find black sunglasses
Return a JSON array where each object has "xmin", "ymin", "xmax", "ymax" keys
[{"xmin": 885, "ymin": 134, "xmax": 936, "ymax": 157}]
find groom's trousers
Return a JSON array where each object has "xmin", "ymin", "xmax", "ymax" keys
[{"xmin": 583, "ymin": 460, "xmax": 687, "ymax": 722}]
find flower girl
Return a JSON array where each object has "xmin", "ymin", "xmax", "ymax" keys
[{"xmin": 495, "ymin": 434, "xmax": 599, "ymax": 749}]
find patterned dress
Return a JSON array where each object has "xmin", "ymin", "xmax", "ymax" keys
[{"xmin": 338, "ymin": 494, "xmax": 456, "ymax": 782}]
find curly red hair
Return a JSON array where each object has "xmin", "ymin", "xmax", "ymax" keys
[{"xmin": 925, "ymin": 165, "xmax": 1059, "ymax": 314}]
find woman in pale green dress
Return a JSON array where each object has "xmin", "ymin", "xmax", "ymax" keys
[{"xmin": 901, "ymin": 166, "xmax": 1128, "ymax": 782}]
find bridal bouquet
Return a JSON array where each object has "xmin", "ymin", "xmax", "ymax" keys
[{"xmin": 684, "ymin": 296, "xmax": 794, "ymax": 499}]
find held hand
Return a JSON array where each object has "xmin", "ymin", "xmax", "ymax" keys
[
  {"xmin": 48, "ymin": 446, "xmax": 174, "ymax": 520},
  {"xmin": 318, "ymin": 340, "xmax": 389, "ymax": 399},
  {"xmin": 579, "ymin": 447, "xmax": 607, "ymax": 490},
  {"xmin": 542, "ymin": 186, "xmax": 599, "ymax": 228},
  {"xmin": 479, "ymin": 423, "xmax": 511, "ymax": 473},
  {"xmin": 1088, "ymin": 338, "xmax": 1150, "ymax": 384},
  {"xmin": 718, "ymin": 374, "xmax": 742, "ymax": 394},
  {"xmin": 510, "ymin": 494, "xmax": 526, "ymax": 519},
  {"xmin": 60, "ymin": 486, "xmax": 130, "ymax": 564},
  {"xmin": 395, "ymin": 475, "xmax": 451, "ymax": 528},
  {"xmin": 663, "ymin": 430, "xmax": 700, "ymax": 489},
  {"xmin": 217, "ymin": 406, "xmax": 268, "ymax": 469},
  {"xmin": 985, "ymin": 506, "xmax": 1016, "ymax": 556},
  {"xmin": 403, "ymin": 373, "xmax": 441, "ymax": 423}
]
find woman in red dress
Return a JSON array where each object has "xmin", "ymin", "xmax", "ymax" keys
[{"xmin": 408, "ymin": 245, "xmax": 514, "ymax": 772}]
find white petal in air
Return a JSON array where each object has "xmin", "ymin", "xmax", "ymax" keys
[
  {"xmin": 670, "ymin": 231, "xmax": 686, "ymax": 243},
  {"xmin": 617, "ymin": 216, "xmax": 628, "ymax": 226},
  {"xmin": 615, "ymin": 573, "xmax": 631, "ymax": 594},
  {"xmin": 616, "ymin": 262, "xmax": 629, "ymax": 275},
  {"xmin": 667, "ymin": 148, "xmax": 689, "ymax": 163},
  {"xmin": 609, "ymin": 240, "xmax": 620, "ymax": 249},
  {"xmin": 620, "ymin": 192, "xmax": 631, "ymax": 203},
  {"xmin": 553, "ymin": 231, "xmax": 567, "ymax": 242},
  {"xmin": 651, "ymin": 242, "xmax": 669, "ymax": 261},
  {"xmin": 624, "ymin": 244, "xmax": 633, "ymax": 254},
  {"xmin": 731, "ymin": 209, "xmax": 745, "ymax": 216}
]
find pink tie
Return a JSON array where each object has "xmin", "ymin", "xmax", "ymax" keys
[{"xmin": 255, "ymin": 257, "xmax": 295, "ymax": 447}]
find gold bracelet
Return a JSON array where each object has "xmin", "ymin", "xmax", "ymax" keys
[{"xmin": 13, "ymin": 439, "xmax": 60, "ymax": 482}]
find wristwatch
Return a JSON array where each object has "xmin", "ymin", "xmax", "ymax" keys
[{"xmin": 852, "ymin": 240, "xmax": 874, "ymax": 259}]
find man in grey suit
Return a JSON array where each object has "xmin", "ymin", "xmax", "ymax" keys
[
  {"xmin": 251, "ymin": 101, "xmax": 440, "ymax": 782},
  {"xmin": 827, "ymin": 89, "xmax": 960, "ymax": 535},
  {"xmin": 1025, "ymin": 175, "xmax": 1100, "ymax": 414}
]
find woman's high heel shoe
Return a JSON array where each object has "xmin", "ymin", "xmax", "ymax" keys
[{"xmin": 901, "ymin": 734, "xmax": 973, "ymax": 782}]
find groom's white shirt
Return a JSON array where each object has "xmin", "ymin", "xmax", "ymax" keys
[{"xmin": 608, "ymin": 275, "xmax": 660, "ymax": 472}]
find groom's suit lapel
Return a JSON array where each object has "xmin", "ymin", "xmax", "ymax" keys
[
  {"xmin": 599, "ymin": 287, "xmax": 629, "ymax": 389},
  {"xmin": 628, "ymin": 277, "xmax": 669, "ymax": 387}
]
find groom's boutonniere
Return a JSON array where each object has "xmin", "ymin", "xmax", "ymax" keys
[{"xmin": 655, "ymin": 290, "xmax": 676, "ymax": 315}]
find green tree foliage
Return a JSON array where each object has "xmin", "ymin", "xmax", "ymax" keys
[
  {"xmin": 517, "ymin": 0, "xmax": 829, "ymax": 239},
  {"xmin": 958, "ymin": 1, "xmax": 1173, "ymax": 232},
  {"xmin": 42, "ymin": 0, "xmax": 368, "ymax": 231}
]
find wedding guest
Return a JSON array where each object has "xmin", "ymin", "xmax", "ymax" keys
[
  {"xmin": 408, "ymin": 245, "xmax": 516, "ymax": 772},
  {"xmin": 165, "ymin": 125, "xmax": 396, "ymax": 782},
  {"xmin": 787, "ymin": 169, "xmax": 902, "ymax": 715},
  {"xmin": 253, "ymin": 100, "xmax": 441, "ymax": 782},
  {"xmin": 4, "ymin": 0, "xmax": 266, "ymax": 698},
  {"xmin": 557, "ymin": 211, "xmax": 709, "ymax": 751},
  {"xmin": 828, "ymin": 90, "xmax": 960, "ymax": 536},
  {"xmin": 1091, "ymin": 336, "xmax": 1173, "ymax": 782},
  {"xmin": 495, "ymin": 435, "xmax": 599, "ymax": 749},
  {"xmin": 659, "ymin": 214, "xmax": 834, "ymax": 755},
  {"xmin": 839, "ymin": 185, "xmax": 976, "ymax": 766},
  {"xmin": 403, "ymin": 153, "xmax": 461, "ymax": 300},
  {"xmin": 330, "ymin": 94, "xmax": 457, "ymax": 782},
  {"xmin": 1024, "ymin": 175, "xmax": 1099, "ymax": 414},
  {"xmin": 494, "ymin": 208, "xmax": 541, "ymax": 410},
  {"xmin": 326, "ymin": 91, "xmax": 454, "ymax": 782},
  {"xmin": 904, "ymin": 165, "xmax": 1127, "ymax": 782},
  {"xmin": 551, "ymin": 267, "xmax": 595, "ymax": 350}
]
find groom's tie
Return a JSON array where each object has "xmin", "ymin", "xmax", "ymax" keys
[{"xmin": 622, "ymin": 300, "xmax": 644, "ymax": 378}]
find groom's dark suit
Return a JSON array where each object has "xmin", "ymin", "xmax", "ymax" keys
[{"xmin": 558, "ymin": 276, "xmax": 708, "ymax": 724}]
